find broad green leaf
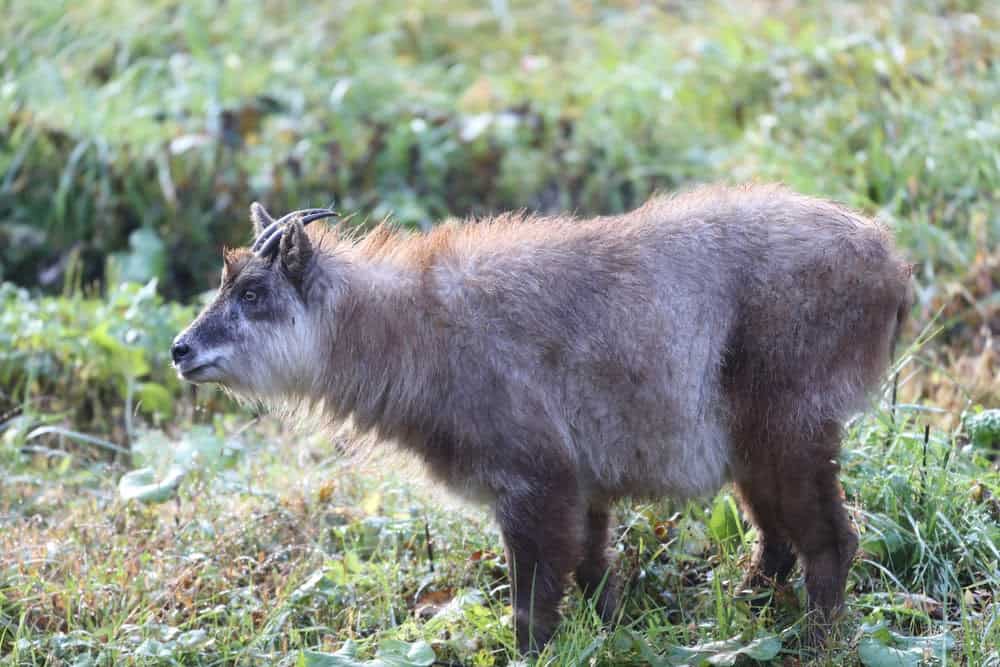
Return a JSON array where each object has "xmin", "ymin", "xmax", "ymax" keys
[
  {"xmin": 299, "ymin": 649, "xmax": 356, "ymax": 667},
  {"xmin": 297, "ymin": 639, "xmax": 435, "ymax": 667},
  {"xmin": 892, "ymin": 631, "xmax": 954, "ymax": 653},
  {"xmin": 373, "ymin": 640, "xmax": 435, "ymax": 667},
  {"xmin": 860, "ymin": 619, "xmax": 894, "ymax": 644},
  {"xmin": 729, "ymin": 635, "xmax": 782, "ymax": 661},
  {"xmin": 291, "ymin": 569, "xmax": 339, "ymax": 602},
  {"xmin": 119, "ymin": 466, "xmax": 185, "ymax": 503},
  {"xmin": 965, "ymin": 409, "xmax": 1000, "ymax": 448},
  {"xmin": 299, "ymin": 643, "xmax": 360, "ymax": 667},
  {"xmin": 89, "ymin": 322, "xmax": 126, "ymax": 355},
  {"xmin": 858, "ymin": 628, "xmax": 953, "ymax": 667},
  {"xmin": 708, "ymin": 493, "xmax": 742, "ymax": 544},
  {"xmin": 135, "ymin": 638, "xmax": 174, "ymax": 659},
  {"xmin": 108, "ymin": 227, "xmax": 166, "ymax": 285},
  {"xmin": 708, "ymin": 635, "xmax": 781, "ymax": 666},
  {"xmin": 664, "ymin": 633, "xmax": 781, "ymax": 666},
  {"xmin": 858, "ymin": 638, "xmax": 919, "ymax": 667},
  {"xmin": 89, "ymin": 321, "xmax": 150, "ymax": 377},
  {"xmin": 136, "ymin": 382, "xmax": 173, "ymax": 416},
  {"xmin": 177, "ymin": 628, "xmax": 211, "ymax": 649}
]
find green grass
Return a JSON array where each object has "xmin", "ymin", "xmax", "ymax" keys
[
  {"xmin": 1, "ymin": 394, "xmax": 998, "ymax": 665},
  {"xmin": 1, "ymin": 0, "xmax": 999, "ymax": 664}
]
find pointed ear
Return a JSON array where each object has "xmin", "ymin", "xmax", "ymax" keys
[
  {"xmin": 279, "ymin": 220, "xmax": 314, "ymax": 283},
  {"xmin": 250, "ymin": 202, "xmax": 274, "ymax": 238}
]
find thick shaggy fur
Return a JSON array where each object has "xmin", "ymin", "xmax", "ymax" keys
[{"xmin": 173, "ymin": 183, "xmax": 911, "ymax": 652}]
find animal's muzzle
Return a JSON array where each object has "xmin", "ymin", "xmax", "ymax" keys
[{"xmin": 171, "ymin": 338, "xmax": 192, "ymax": 364}]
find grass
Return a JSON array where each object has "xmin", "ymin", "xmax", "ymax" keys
[
  {"xmin": 1, "ymin": 391, "xmax": 998, "ymax": 665},
  {"xmin": 1, "ymin": 0, "xmax": 999, "ymax": 664}
]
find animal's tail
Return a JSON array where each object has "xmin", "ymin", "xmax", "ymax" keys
[{"xmin": 891, "ymin": 264, "xmax": 915, "ymax": 358}]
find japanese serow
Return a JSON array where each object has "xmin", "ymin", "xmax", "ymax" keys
[{"xmin": 172, "ymin": 184, "xmax": 911, "ymax": 652}]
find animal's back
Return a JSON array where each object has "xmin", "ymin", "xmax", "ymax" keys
[{"xmin": 416, "ymin": 184, "xmax": 909, "ymax": 501}]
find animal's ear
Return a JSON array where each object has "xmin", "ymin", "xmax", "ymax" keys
[
  {"xmin": 250, "ymin": 202, "xmax": 274, "ymax": 238},
  {"xmin": 279, "ymin": 220, "xmax": 314, "ymax": 284}
]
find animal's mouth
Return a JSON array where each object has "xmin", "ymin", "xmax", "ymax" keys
[{"xmin": 174, "ymin": 359, "xmax": 221, "ymax": 383}]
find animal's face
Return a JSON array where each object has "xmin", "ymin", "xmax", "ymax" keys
[{"xmin": 172, "ymin": 207, "xmax": 326, "ymax": 396}]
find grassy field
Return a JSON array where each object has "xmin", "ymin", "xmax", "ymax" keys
[{"xmin": 1, "ymin": 0, "xmax": 999, "ymax": 664}]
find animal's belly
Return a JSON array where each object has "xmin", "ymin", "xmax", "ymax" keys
[{"xmin": 580, "ymin": 419, "xmax": 733, "ymax": 501}]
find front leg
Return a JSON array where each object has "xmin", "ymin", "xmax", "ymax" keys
[{"xmin": 495, "ymin": 476, "xmax": 585, "ymax": 654}]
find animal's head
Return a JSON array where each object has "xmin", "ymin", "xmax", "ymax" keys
[{"xmin": 171, "ymin": 203, "xmax": 339, "ymax": 396}]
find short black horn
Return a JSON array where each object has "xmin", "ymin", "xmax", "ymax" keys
[
  {"xmin": 251, "ymin": 207, "xmax": 333, "ymax": 253},
  {"xmin": 254, "ymin": 208, "xmax": 339, "ymax": 258}
]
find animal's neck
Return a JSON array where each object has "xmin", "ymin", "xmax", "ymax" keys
[{"xmin": 321, "ymin": 258, "xmax": 447, "ymax": 438}]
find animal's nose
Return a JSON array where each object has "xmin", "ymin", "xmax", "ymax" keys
[{"xmin": 171, "ymin": 340, "xmax": 192, "ymax": 363}]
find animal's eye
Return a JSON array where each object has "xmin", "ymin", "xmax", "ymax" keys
[{"xmin": 242, "ymin": 289, "xmax": 257, "ymax": 303}]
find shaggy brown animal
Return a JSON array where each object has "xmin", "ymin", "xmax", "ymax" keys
[{"xmin": 172, "ymin": 184, "xmax": 911, "ymax": 653}]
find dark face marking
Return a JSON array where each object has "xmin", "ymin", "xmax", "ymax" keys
[
  {"xmin": 225, "ymin": 267, "xmax": 289, "ymax": 324},
  {"xmin": 172, "ymin": 251, "xmax": 308, "ymax": 387}
]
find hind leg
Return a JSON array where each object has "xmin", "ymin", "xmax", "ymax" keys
[
  {"xmin": 574, "ymin": 504, "xmax": 620, "ymax": 623},
  {"xmin": 734, "ymin": 419, "xmax": 857, "ymax": 644},
  {"xmin": 735, "ymin": 471, "xmax": 797, "ymax": 593},
  {"xmin": 785, "ymin": 460, "xmax": 858, "ymax": 642}
]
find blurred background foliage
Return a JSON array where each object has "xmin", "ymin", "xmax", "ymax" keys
[
  {"xmin": 1, "ymin": 0, "xmax": 997, "ymax": 293},
  {"xmin": 1, "ymin": 0, "xmax": 997, "ymax": 428}
]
